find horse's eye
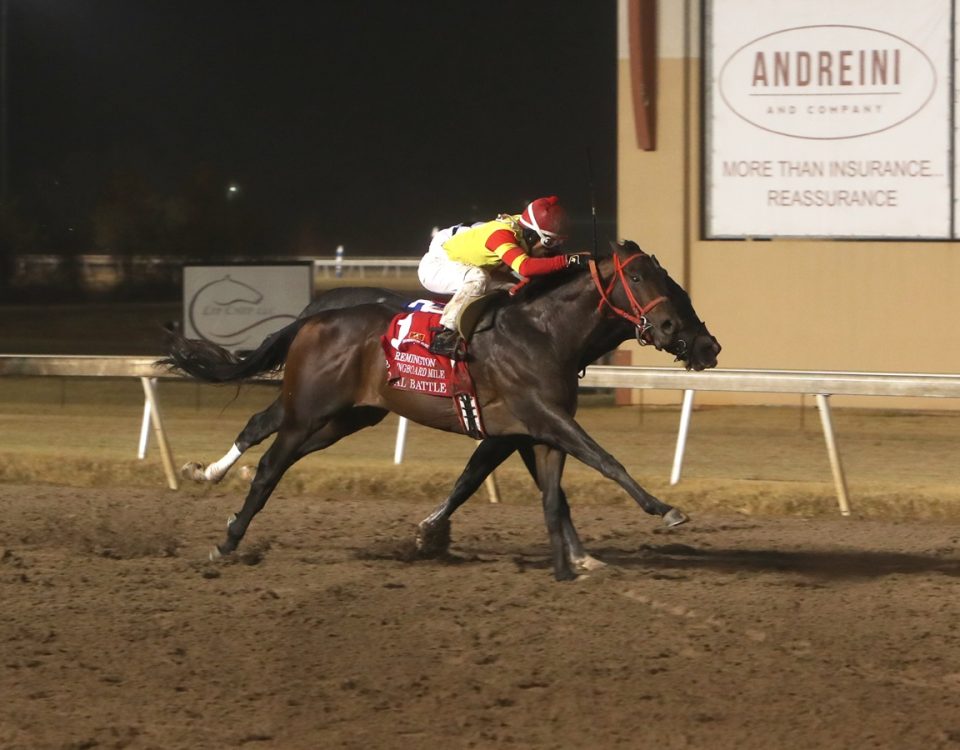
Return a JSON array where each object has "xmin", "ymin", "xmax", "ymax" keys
[{"xmin": 630, "ymin": 275, "xmax": 642, "ymax": 283}]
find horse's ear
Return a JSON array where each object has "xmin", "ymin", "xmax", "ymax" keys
[
  {"xmin": 619, "ymin": 239, "xmax": 641, "ymax": 255},
  {"xmin": 594, "ymin": 240, "xmax": 616, "ymax": 259}
]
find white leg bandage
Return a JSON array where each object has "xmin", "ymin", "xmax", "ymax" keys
[{"xmin": 204, "ymin": 444, "xmax": 242, "ymax": 482}]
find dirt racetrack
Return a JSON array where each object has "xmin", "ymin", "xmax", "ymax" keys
[{"xmin": 3, "ymin": 478, "xmax": 960, "ymax": 749}]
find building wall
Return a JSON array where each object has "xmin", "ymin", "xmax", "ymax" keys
[{"xmin": 616, "ymin": 0, "xmax": 960, "ymax": 409}]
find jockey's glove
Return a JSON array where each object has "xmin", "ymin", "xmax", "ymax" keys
[{"xmin": 565, "ymin": 253, "xmax": 590, "ymax": 269}]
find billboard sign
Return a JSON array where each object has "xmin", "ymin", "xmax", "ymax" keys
[
  {"xmin": 705, "ymin": 0, "xmax": 952, "ymax": 238},
  {"xmin": 183, "ymin": 264, "xmax": 312, "ymax": 352}
]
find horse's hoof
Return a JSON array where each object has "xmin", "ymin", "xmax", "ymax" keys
[
  {"xmin": 554, "ymin": 568, "xmax": 579, "ymax": 582},
  {"xmin": 181, "ymin": 462, "xmax": 206, "ymax": 482},
  {"xmin": 209, "ymin": 546, "xmax": 223, "ymax": 562},
  {"xmin": 572, "ymin": 554, "xmax": 607, "ymax": 572},
  {"xmin": 663, "ymin": 508, "xmax": 689, "ymax": 527},
  {"xmin": 238, "ymin": 465, "xmax": 255, "ymax": 482},
  {"xmin": 415, "ymin": 518, "xmax": 451, "ymax": 558}
]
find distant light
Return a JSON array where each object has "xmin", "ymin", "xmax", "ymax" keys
[{"xmin": 226, "ymin": 183, "xmax": 241, "ymax": 198}]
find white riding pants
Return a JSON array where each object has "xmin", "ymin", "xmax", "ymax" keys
[{"xmin": 418, "ymin": 225, "xmax": 503, "ymax": 331}]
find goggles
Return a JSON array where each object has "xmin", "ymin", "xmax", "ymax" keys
[{"xmin": 539, "ymin": 233, "xmax": 566, "ymax": 249}]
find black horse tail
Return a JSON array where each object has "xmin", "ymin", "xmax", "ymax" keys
[{"xmin": 158, "ymin": 317, "xmax": 312, "ymax": 383}]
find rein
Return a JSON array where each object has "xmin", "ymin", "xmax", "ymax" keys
[{"xmin": 588, "ymin": 254, "xmax": 666, "ymax": 345}]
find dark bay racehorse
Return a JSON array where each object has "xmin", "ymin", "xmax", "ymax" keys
[
  {"xmin": 184, "ymin": 256, "xmax": 718, "ymax": 488},
  {"xmin": 164, "ymin": 240, "xmax": 720, "ymax": 580}
]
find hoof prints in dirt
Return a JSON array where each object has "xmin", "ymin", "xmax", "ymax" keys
[
  {"xmin": 353, "ymin": 537, "xmax": 420, "ymax": 562},
  {"xmin": 601, "ymin": 543, "xmax": 960, "ymax": 580},
  {"xmin": 353, "ymin": 538, "xmax": 476, "ymax": 565},
  {"xmin": 92, "ymin": 538, "xmax": 181, "ymax": 560},
  {"xmin": 218, "ymin": 540, "xmax": 272, "ymax": 566},
  {"xmin": 14, "ymin": 508, "xmax": 184, "ymax": 560},
  {"xmin": 78, "ymin": 532, "xmax": 182, "ymax": 560}
]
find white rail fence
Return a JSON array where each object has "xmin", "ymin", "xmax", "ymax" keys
[
  {"xmin": 312, "ymin": 257, "xmax": 419, "ymax": 279},
  {"xmin": 1, "ymin": 355, "xmax": 958, "ymax": 513}
]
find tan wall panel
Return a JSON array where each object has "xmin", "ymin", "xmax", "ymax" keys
[
  {"xmin": 617, "ymin": 27, "xmax": 960, "ymax": 410},
  {"xmin": 618, "ymin": 57, "xmax": 689, "ymax": 283}
]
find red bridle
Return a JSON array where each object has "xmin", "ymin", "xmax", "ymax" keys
[{"xmin": 588, "ymin": 253, "xmax": 666, "ymax": 344}]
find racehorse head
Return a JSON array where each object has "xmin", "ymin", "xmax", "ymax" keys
[
  {"xmin": 657, "ymin": 267, "xmax": 721, "ymax": 371},
  {"xmin": 591, "ymin": 241, "xmax": 720, "ymax": 371},
  {"xmin": 588, "ymin": 240, "xmax": 684, "ymax": 353}
]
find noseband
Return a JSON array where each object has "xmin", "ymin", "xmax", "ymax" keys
[{"xmin": 588, "ymin": 254, "xmax": 666, "ymax": 345}]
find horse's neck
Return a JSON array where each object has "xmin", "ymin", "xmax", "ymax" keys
[
  {"xmin": 580, "ymin": 318, "xmax": 632, "ymax": 365},
  {"xmin": 514, "ymin": 271, "xmax": 631, "ymax": 365}
]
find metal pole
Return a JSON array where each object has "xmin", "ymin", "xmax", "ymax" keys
[
  {"xmin": 484, "ymin": 474, "xmax": 501, "ymax": 503},
  {"xmin": 140, "ymin": 377, "xmax": 178, "ymax": 490},
  {"xmin": 815, "ymin": 393, "xmax": 852, "ymax": 516},
  {"xmin": 670, "ymin": 389, "xmax": 696, "ymax": 484},
  {"xmin": 137, "ymin": 382, "xmax": 153, "ymax": 458},
  {"xmin": 393, "ymin": 416, "xmax": 408, "ymax": 464}
]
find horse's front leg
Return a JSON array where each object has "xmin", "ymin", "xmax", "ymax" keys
[
  {"xmin": 416, "ymin": 436, "xmax": 521, "ymax": 557},
  {"xmin": 517, "ymin": 444, "xmax": 606, "ymax": 573},
  {"xmin": 530, "ymin": 444, "xmax": 576, "ymax": 581},
  {"xmin": 524, "ymin": 406, "xmax": 688, "ymax": 527}
]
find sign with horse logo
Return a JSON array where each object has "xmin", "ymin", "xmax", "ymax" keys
[
  {"xmin": 183, "ymin": 264, "xmax": 312, "ymax": 352},
  {"xmin": 704, "ymin": 0, "xmax": 951, "ymax": 239}
]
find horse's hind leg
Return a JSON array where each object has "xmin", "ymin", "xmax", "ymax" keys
[
  {"xmin": 182, "ymin": 397, "xmax": 284, "ymax": 483},
  {"xmin": 416, "ymin": 437, "xmax": 521, "ymax": 557},
  {"xmin": 214, "ymin": 424, "xmax": 310, "ymax": 557},
  {"xmin": 214, "ymin": 407, "xmax": 388, "ymax": 557},
  {"xmin": 518, "ymin": 444, "xmax": 605, "ymax": 573},
  {"xmin": 302, "ymin": 406, "xmax": 387, "ymax": 450}
]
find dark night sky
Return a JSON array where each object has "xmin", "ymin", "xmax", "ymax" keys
[{"xmin": 9, "ymin": 1, "xmax": 618, "ymax": 257}]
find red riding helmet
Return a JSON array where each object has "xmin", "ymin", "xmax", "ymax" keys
[{"xmin": 520, "ymin": 196, "xmax": 570, "ymax": 248}]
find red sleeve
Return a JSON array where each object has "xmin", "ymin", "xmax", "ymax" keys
[
  {"xmin": 483, "ymin": 228, "xmax": 567, "ymax": 277},
  {"xmin": 485, "ymin": 229, "xmax": 521, "ymax": 254},
  {"xmin": 516, "ymin": 254, "xmax": 568, "ymax": 276}
]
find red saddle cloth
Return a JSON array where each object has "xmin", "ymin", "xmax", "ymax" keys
[{"xmin": 380, "ymin": 305, "xmax": 485, "ymax": 438}]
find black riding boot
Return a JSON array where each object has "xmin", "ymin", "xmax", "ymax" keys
[{"xmin": 429, "ymin": 327, "xmax": 462, "ymax": 359}]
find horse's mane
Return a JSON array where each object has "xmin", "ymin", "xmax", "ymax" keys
[
  {"xmin": 508, "ymin": 265, "xmax": 589, "ymax": 305},
  {"xmin": 504, "ymin": 241, "xmax": 701, "ymax": 326},
  {"xmin": 505, "ymin": 240, "xmax": 621, "ymax": 307},
  {"xmin": 661, "ymin": 267, "xmax": 697, "ymax": 321}
]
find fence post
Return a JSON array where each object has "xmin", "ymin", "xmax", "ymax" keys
[
  {"xmin": 137, "ymin": 382, "xmax": 153, "ymax": 459},
  {"xmin": 815, "ymin": 393, "xmax": 852, "ymax": 516},
  {"xmin": 139, "ymin": 377, "xmax": 179, "ymax": 491},
  {"xmin": 670, "ymin": 389, "xmax": 696, "ymax": 484},
  {"xmin": 394, "ymin": 416, "xmax": 409, "ymax": 464}
]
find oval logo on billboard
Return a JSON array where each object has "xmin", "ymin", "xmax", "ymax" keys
[{"xmin": 718, "ymin": 25, "xmax": 937, "ymax": 140}]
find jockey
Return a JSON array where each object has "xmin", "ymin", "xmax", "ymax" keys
[{"xmin": 417, "ymin": 195, "xmax": 587, "ymax": 358}]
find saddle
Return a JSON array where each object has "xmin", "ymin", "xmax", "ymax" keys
[
  {"xmin": 379, "ymin": 301, "xmax": 488, "ymax": 438},
  {"xmin": 454, "ymin": 291, "xmax": 507, "ymax": 342}
]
